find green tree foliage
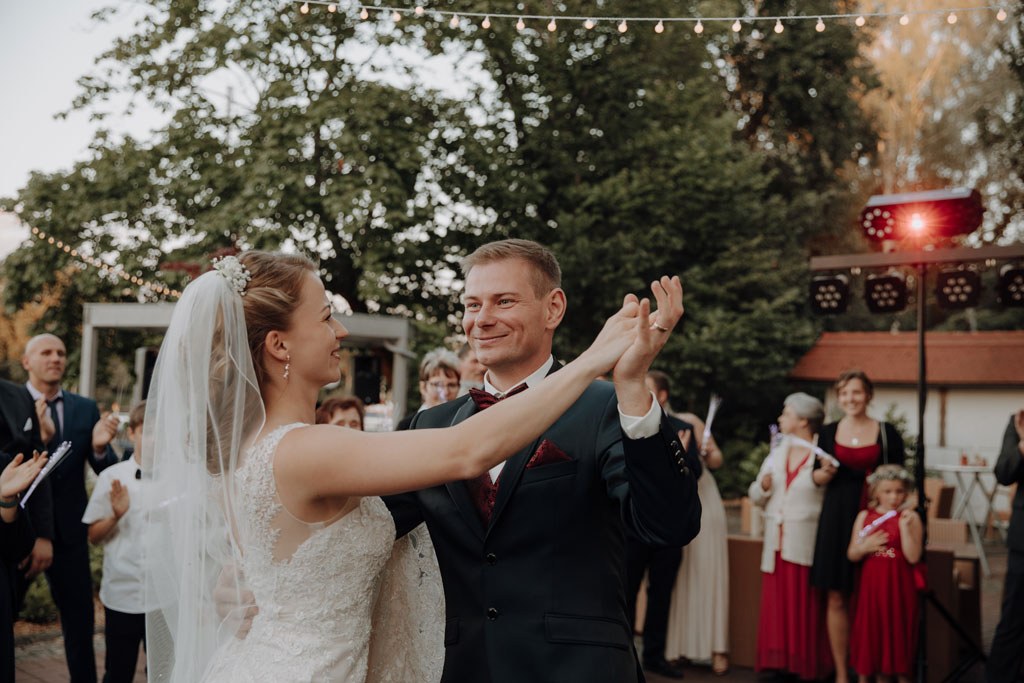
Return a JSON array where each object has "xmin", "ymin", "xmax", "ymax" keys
[
  {"xmin": 3, "ymin": 0, "xmax": 885, "ymax": 494},
  {"xmin": 417, "ymin": 1, "xmax": 878, "ymax": 493},
  {"xmin": 3, "ymin": 0, "xmax": 487, "ymax": 346}
]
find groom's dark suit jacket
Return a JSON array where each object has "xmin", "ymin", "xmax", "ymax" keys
[{"xmin": 384, "ymin": 372, "xmax": 702, "ymax": 683}]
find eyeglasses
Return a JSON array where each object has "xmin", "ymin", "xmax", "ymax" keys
[{"xmin": 426, "ymin": 381, "xmax": 460, "ymax": 392}]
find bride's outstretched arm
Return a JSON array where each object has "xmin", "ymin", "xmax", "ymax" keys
[{"xmin": 277, "ymin": 282, "xmax": 680, "ymax": 499}]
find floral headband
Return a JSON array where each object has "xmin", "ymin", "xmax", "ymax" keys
[
  {"xmin": 866, "ymin": 467, "xmax": 914, "ymax": 487},
  {"xmin": 212, "ymin": 255, "xmax": 252, "ymax": 296}
]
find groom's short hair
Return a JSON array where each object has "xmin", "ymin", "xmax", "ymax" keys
[{"xmin": 461, "ymin": 239, "xmax": 562, "ymax": 298}]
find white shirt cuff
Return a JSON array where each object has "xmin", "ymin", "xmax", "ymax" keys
[{"xmin": 618, "ymin": 391, "xmax": 661, "ymax": 440}]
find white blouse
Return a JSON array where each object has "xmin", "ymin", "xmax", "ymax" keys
[{"xmin": 748, "ymin": 435, "xmax": 826, "ymax": 574}]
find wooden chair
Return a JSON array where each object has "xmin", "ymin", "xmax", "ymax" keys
[{"xmin": 923, "ymin": 477, "xmax": 955, "ymax": 519}]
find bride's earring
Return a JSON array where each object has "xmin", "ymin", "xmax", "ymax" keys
[{"xmin": 283, "ymin": 354, "xmax": 290, "ymax": 380}]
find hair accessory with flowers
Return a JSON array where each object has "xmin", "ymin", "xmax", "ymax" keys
[
  {"xmin": 212, "ymin": 256, "xmax": 251, "ymax": 296},
  {"xmin": 866, "ymin": 465, "xmax": 914, "ymax": 487}
]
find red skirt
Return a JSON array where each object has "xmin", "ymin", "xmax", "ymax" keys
[
  {"xmin": 849, "ymin": 554, "xmax": 919, "ymax": 675},
  {"xmin": 756, "ymin": 553, "xmax": 834, "ymax": 680}
]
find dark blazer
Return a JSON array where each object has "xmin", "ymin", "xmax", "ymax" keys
[
  {"xmin": 384, "ymin": 374, "xmax": 702, "ymax": 683},
  {"xmin": 1, "ymin": 395, "xmax": 43, "ymax": 683},
  {"xmin": 994, "ymin": 414, "xmax": 1024, "ymax": 553},
  {"xmin": 45, "ymin": 390, "xmax": 118, "ymax": 547},
  {"xmin": 0, "ymin": 379, "xmax": 52, "ymax": 540}
]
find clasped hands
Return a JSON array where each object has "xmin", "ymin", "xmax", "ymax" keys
[{"xmin": 586, "ymin": 276, "xmax": 684, "ymax": 415}]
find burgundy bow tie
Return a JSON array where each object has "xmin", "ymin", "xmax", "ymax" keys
[{"xmin": 468, "ymin": 383, "xmax": 528, "ymax": 410}]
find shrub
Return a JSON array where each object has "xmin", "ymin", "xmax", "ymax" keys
[
  {"xmin": 18, "ymin": 544, "xmax": 103, "ymax": 624},
  {"xmin": 20, "ymin": 575, "xmax": 57, "ymax": 624}
]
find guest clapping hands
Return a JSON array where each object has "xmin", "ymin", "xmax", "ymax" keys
[{"xmin": 1, "ymin": 451, "xmax": 47, "ymax": 523}]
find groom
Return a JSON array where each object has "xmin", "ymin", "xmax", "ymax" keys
[{"xmin": 384, "ymin": 239, "xmax": 702, "ymax": 683}]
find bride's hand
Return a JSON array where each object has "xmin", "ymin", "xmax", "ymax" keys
[
  {"xmin": 578, "ymin": 297, "xmax": 641, "ymax": 377},
  {"xmin": 612, "ymin": 276, "xmax": 684, "ymax": 384}
]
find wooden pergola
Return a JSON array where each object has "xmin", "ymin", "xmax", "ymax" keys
[{"xmin": 79, "ymin": 302, "xmax": 415, "ymax": 421}]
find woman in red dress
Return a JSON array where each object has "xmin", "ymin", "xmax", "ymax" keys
[
  {"xmin": 749, "ymin": 393, "xmax": 833, "ymax": 680},
  {"xmin": 811, "ymin": 370, "xmax": 905, "ymax": 683},
  {"xmin": 847, "ymin": 465, "xmax": 923, "ymax": 683}
]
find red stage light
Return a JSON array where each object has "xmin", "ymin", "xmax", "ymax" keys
[{"xmin": 860, "ymin": 189, "xmax": 983, "ymax": 243}]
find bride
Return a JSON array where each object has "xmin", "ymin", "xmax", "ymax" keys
[{"xmin": 142, "ymin": 251, "xmax": 666, "ymax": 682}]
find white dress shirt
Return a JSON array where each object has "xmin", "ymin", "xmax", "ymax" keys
[
  {"xmin": 82, "ymin": 458, "xmax": 148, "ymax": 613},
  {"xmin": 483, "ymin": 356, "xmax": 661, "ymax": 482}
]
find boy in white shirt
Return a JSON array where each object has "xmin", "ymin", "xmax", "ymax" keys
[{"xmin": 82, "ymin": 402, "xmax": 147, "ymax": 683}]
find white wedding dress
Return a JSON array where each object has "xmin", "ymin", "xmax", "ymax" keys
[{"xmin": 202, "ymin": 424, "xmax": 445, "ymax": 682}]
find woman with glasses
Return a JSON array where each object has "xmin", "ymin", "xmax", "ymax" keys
[{"xmin": 396, "ymin": 349, "xmax": 461, "ymax": 430}]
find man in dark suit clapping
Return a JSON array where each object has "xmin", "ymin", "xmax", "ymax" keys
[
  {"xmin": 0, "ymin": 378, "xmax": 51, "ymax": 683},
  {"xmin": 20, "ymin": 334, "xmax": 120, "ymax": 683},
  {"xmin": 987, "ymin": 409, "xmax": 1024, "ymax": 682},
  {"xmin": 385, "ymin": 239, "xmax": 702, "ymax": 683}
]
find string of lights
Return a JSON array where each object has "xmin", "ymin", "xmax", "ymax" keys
[
  {"xmin": 27, "ymin": 226, "xmax": 181, "ymax": 299},
  {"xmin": 295, "ymin": 1, "xmax": 1011, "ymax": 33}
]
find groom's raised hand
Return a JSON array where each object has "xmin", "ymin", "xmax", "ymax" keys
[{"xmin": 612, "ymin": 276, "xmax": 684, "ymax": 416}]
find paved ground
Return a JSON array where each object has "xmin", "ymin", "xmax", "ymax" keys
[
  {"xmin": 15, "ymin": 545, "xmax": 1005, "ymax": 682},
  {"xmin": 13, "ymin": 632, "xmax": 146, "ymax": 682}
]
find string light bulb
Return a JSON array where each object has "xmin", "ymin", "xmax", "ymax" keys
[
  {"xmin": 774, "ymin": 19, "xmax": 784, "ymax": 33},
  {"xmin": 694, "ymin": 20, "xmax": 704, "ymax": 34},
  {"xmin": 654, "ymin": 20, "xmax": 664, "ymax": 33},
  {"xmin": 816, "ymin": 17, "xmax": 825, "ymax": 32},
  {"xmin": 392, "ymin": 10, "xmax": 401, "ymax": 22},
  {"xmin": 899, "ymin": 14, "xmax": 910, "ymax": 25},
  {"xmin": 947, "ymin": 12, "xmax": 957, "ymax": 24},
  {"xmin": 299, "ymin": 2, "xmax": 309, "ymax": 14},
  {"xmin": 327, "ymin": 4, "xmax": 336, "ymax": 12},
  {"xmin": 584, "ymin": 18, "xmax": 594, "ymax": 29},
  {"xmin": 732, "ymin": 19, "xmax": 742, "ymax": 32},
  {"xmin": 618, "ymin": 19, "xmax": 628, "ymax": 33},
  {"xmin": 359, "ymin": 7, "xmax": 369, "ymax": 20},
  {"xmin": 414, "ymin": 5, "xmax": 424, "ymax": 15},
  {"xmin": 516, "ymin": 16, "xmax": 525, "ymax": 30},
  {"xmin": 855, "ymin": 15, "xmax": 866, "ymax": 26},
  {"xmin": 450, "ymin": 14, "xmax": 459, "ymax": 27},
  {"xmin": 481, "ymin": 15, "xmax": 491, "ymax": 29},
  {"xmin": 997, "ymin": 8, "xmax": 1007, "ymax": 21},
  {"xmin": 547, "ymin": 18, "xmax": 556, "ymax": 31}
]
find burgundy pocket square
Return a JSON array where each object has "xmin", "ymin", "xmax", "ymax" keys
[{"xmin": 527, "ymin": 440, "xmax": 572, "ymax": 468}]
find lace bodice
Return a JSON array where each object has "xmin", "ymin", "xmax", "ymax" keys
[{"xmin": 202, "ymin": 423, "xmax": 443, "ymax": 682}]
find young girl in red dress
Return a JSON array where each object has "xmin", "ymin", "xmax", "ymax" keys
[{"xmin": 846, "ymin": 465, "xmax": 923, "ymax": 683}]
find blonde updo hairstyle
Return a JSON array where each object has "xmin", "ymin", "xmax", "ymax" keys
[{"xmin": 237, "ymin": 251, "xmax": 318, "ymax": 386}]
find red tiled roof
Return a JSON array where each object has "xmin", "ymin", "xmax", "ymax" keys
[{"xmin": 789, "ymin": 331, "xmax": 1024, "ymax": 386}]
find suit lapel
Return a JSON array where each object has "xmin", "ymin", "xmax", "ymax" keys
[
  {"xmin": 486, "ymin": 360, "xmax": 562, "ymax": 538},
  {"xmin": 0, "ymin": 384, "xmax": 25, "ymax": 444},
  {"xmin": 443, "ymin": 397, "xmax": 487, "ymax": 541},
  {"xmin": 486, "ymin": 436, "xmax": 542, "ymax": 538}
]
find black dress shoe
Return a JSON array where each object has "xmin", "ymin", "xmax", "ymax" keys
[{"xmin": 643, "ymin": 658, "xmax": 684, "ymax": 679}]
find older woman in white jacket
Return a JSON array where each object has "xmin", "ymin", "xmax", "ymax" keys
[{"xmin": 749, "ymin": 393, "xmax": 834, "ymax": 681}]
